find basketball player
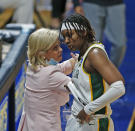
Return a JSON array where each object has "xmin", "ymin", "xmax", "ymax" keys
[{"xmin": 60, "ymin": 13, "xmax": 125, "ymax": 131}]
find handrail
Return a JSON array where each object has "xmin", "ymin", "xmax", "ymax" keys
[{"xmin": 0, "ymin": 25, "xmax": 35, "ymax": 102}]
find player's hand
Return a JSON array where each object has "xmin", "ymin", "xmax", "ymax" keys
[{"xmin": 77, "ymin": 109, "xmax": 92, "ymax": 124}]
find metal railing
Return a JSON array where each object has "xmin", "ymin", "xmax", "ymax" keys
[{"xmin": 0, "ymin": 24, "xmax": 36, "ymax": 131}]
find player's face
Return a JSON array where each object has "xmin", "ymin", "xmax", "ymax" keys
[
  {"xmin": 61, "ymin": 29, "xmax": 83, "ymax": 51},
  {"xmin": 45, "ymin": 39, "xmax": 63, "ymax": 62}
]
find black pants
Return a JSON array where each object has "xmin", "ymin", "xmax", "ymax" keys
[{"xmin": 51, "ymin": 0, "xmax": 67, "ymax": 19}]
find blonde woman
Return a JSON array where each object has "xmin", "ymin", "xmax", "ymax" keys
[{"xmin": 18, "ymin": 28, "xmax": 78, "ymax": 131}]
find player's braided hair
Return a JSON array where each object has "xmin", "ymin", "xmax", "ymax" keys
[{"xmin": 60, "ymin": 13, "xmax": 95, "ymax": 43}]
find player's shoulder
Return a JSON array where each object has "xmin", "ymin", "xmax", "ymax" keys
[
  {"xmin": 89, "ymin": 45, "xmax": 105, "ymax": 57},
  {"xmin": 87, "ymin": 43, "xmax": 107, "ymax": 61},
  {"xmin": 90, "ymin": 41, "xmax": 105, "ymax": 50}
]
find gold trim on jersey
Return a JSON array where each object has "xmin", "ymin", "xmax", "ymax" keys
[{"xmin": 81, "ymin": 44, "xmax": 108, "ymax": 115}]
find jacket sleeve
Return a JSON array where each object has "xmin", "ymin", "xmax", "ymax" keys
[
  {"xmin": 58, "ymin": 59, "xmax": 73, "ymax": 75},
  {"xmin": 49, "ymin": 69, "xmax": 71, "ymax": 92}
]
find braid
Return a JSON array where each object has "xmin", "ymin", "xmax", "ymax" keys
[{"xmin": 60, "ymin": 13, "xmax": 95, "ymax": 42}]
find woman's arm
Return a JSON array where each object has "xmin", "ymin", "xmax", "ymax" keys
[{"xmin": 59, "ymin": 53, "xmax": 79, "ymax": 75}]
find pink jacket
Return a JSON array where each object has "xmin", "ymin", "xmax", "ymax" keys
[{"xmin": 18, "ymin": 60, "xmax": 73, "ymax": 131}]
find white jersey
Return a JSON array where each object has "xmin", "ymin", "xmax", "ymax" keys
[{"xmin": 70, "ymin": 43, "xmax": 112, "ymax": 117}]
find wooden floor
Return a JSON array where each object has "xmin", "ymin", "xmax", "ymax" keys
[
  {"xmin": 0, "ymin": 8, "xmax": 14, "ymax": 28},
  {"xmin": 0, "ymin": 8, "xmax": 52, "ymax": 29},
  {"xmin": 0, "ymin": 9, "xmax": 52, "ymax": 62},
  {"xmin": 34, "ymin": 10, "xmax": 52, "ymax": 29}
]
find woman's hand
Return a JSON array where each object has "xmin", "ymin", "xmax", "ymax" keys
[{"xmin": 71, "ymin": 52, "xmax": 79, "ymax": 62}]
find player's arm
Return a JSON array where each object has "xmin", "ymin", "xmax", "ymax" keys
[{"xmin": 89, "ymin": 47, "xmax": 125, "ymax": 84}]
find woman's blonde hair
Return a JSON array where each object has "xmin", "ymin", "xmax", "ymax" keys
[{"xmin": 27, "ymin": 28, "xmax": 59, "ymax": 70}]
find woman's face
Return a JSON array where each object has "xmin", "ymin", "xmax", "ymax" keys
[
  {"xmin": 45, "ymin": 39, "xmax": 63, "ymax": 62},
  {"xmin": 61, "ymin": 29, "xmax": 83, "ymax": 51}
]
